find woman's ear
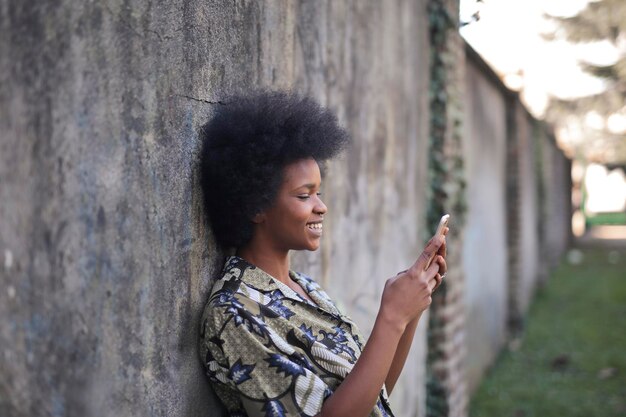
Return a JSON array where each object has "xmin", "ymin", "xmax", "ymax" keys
[{"xmin": 252, "ymin": 212, "xmax": 265, "ymax": 224}]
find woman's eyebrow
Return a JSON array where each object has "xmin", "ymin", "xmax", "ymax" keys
[{"xmin": 291, "ymin": 183, "xmax": 320, "ymax": 192}]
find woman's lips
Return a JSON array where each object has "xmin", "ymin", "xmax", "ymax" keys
[{"xmin": 307, "ymin": 222, "xmax": 323, "ymax": 235}]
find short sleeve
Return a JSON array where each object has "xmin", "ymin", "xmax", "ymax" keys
[{"xmin": 203, "ymin": 292, "xmax": 332, "ymax": 417}]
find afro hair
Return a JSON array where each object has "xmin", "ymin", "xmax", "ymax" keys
[{"xmin": 199, "ymin": 90, "xmax": 351, "ymax": 249}]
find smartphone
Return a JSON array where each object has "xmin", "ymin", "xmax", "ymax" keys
[{"xmin": 424, "ymin": 214, "xmax": 450, "ymax": 270}]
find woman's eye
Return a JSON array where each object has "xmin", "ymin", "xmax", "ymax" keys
[{"xmin": 297, "ymin": 192, "xmax": 322, "ymax": 200}]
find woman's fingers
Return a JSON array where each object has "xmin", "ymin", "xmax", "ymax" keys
[
  {"xmin": 437, "ymin": 228, "xmax": 448, "ymax": 257},
  {"xmin": 433, "ymin": 255, "xmax": 448, "ymax": 291},
  {"xmin": 425, "ymin": 261, "xmax": 440, "ymax": 289},
  {"xmin": 432, "ymin": 273, "xmax": 443, "ymax": 291},
  {"xmin": 414, "ymin": 235, "xmax": 445, "ymax": 272},
  {"xmin": 435, "ymin": 254, "xmax": 447, "ymax": 275},
  {"xmin": 424, "ymin": 255, "xmax": 447, "ymax": 292}
]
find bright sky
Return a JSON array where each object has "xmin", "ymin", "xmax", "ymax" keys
[
  {"xmin": 459, "ymin": 0, "xmax": 619, "ymax": 118},
  {"xmin": 585, "ymin": 163, "xmax": 626, "ymax": 213},
  {"xmin": 461, "ymin": 0, "xmax": 626, "ymax": 216}
]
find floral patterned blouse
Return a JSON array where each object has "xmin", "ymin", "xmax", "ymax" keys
[{"xmin": 200, "ymin": 256, "xmax": 394, "ymax": 417}]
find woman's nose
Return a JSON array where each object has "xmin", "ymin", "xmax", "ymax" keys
[{"xmin": 315, "ymin": 196, "xmax": 328, "ymax": 215}]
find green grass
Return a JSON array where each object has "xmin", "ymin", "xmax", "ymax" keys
[
  {"xmin": 470, "ymin": 245, "xmax": 626, "ymax": 417},
  {"xmin": 585, "ymin": 212, "xmax": 626, "ymax": 226}
]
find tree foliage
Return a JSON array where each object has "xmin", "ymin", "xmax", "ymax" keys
[{"xmin": 545, "ymin": 0, "xmax": 626, "ymax": 164}]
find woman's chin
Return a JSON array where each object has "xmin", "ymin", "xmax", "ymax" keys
[{"xmin": 305, "ymin": 240, "xmax": 322, "ymax": 251}]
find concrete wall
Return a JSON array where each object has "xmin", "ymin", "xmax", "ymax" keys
[
  {"xmin": 540, "ymin": 133, "xmax": 572, "ymax": 272},
  {"xmin": 462, "ymin": 56, "xmax": 509, "ymax": 393},
  {"xmin": 515, "ymin": 107, "xmax": 541, "ymax": 315},
  {"xmin": 461, "ymin": 45, "xmax": 572, "ymax": 393},
  {"xmin": 0, "ymin": 1, "xmax": 431, "ymax": 416},
  {"xmin": 289, "ymin": 2, "xmax": 433, "ymax": 415}
]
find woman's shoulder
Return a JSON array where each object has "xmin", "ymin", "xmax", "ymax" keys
[
  {"xmin": 203, "ymin": 255, "xmax": 275, "ymax": 321},
  {"xmin": 209, "ymin": 256, "xmax": 249, "ymax": 294},
  {"xmin": 202, "ymin": 257, "xmax": 248, "ymax": 320}
]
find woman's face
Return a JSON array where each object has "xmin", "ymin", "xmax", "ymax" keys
[{"xmin": 256, "ymin": 158, "xmax": 327, "ymax": 252}]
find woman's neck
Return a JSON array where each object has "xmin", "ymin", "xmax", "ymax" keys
[{"xmin": 236, "ymin": 244, "xmax": 291, "ymax": 284}]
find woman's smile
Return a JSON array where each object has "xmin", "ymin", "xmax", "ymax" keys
[{"xmin": 306, "ymin": 221, "xmax": 323, "ymax": 236}]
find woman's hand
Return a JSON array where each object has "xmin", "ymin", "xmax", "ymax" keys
[
  {"xmin": 317, "ymin": 230, "xmax": 448, "ymax": 417},
  {"xmin": 378, "ymin": 232, "xmax": 448, "ymax": 333}
]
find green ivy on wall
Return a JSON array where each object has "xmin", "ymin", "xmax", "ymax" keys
[
  {"xmin": 426, "ymin": 0, "xmax": 467, "ymax": 240},
  {"xmin": 426, "ymin": 0, "xmax": 453, "ymax": 236},
  {"xmin": 425, "ymin": 0, "xmax": 467, "ymax": 416}
]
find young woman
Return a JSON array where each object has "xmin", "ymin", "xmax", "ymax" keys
[{"xmin": 199, "ymin": 91, "xmax": 446, "ymax": 417}]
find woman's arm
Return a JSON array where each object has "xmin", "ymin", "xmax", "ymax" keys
[
  {"xmin": 385, "ymin": 235, "xmax": 447, "ymax": 395},
  {"xmin": 315, "ymin": 235, "xmax": 445, "ymax": 417},
  {"xmin": 384, "ymin": 312, "xmax": 422, "ymax": 395}
]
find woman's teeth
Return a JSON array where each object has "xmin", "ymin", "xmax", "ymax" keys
[{"xmin": 308, "ymin": 223, "xmax": 322, "ymax": 230}]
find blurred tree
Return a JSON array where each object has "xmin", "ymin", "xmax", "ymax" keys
[{"xmin": 545, "ymin": 0, "xmax": 626, "ymax": 165}]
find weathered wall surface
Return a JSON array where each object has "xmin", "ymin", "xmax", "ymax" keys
[
  {"xmin": 0, "ymin": 1, "xmax": 432, "ymax": 417},
  {"xmin": 462, "ymin": 54, "xmax": 509, "ymax": 394},
  {"xmin": 461, "ymin": 45, "xmax": 572, "ymax": 394},
  {"xmin": 515, "ymin": 107, "xmax": 541, "ymax": 316},
  {"xmin": 288, "ymin": 2, "xmax": 433, "ymax": 415},
  {"xmin": 539, "ymin": 132, "xmax": 572, "ymax": 273},
  {"xmin": 0, "ymin": 1, "xmax": 226, "ymax": 416}
]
